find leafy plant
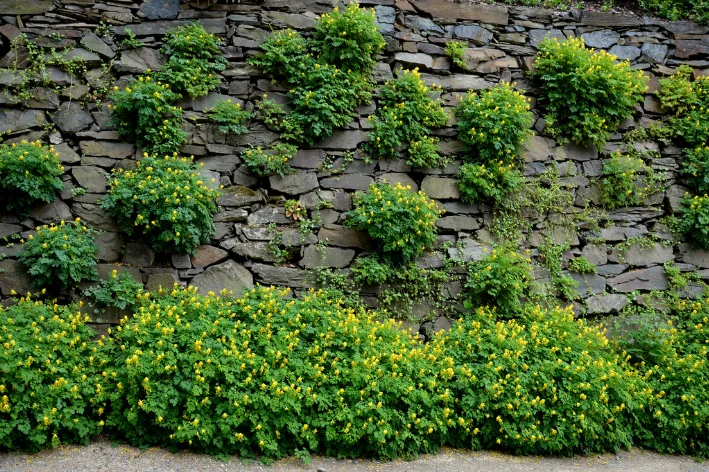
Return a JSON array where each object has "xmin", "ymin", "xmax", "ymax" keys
[
  {"xmin": 19, "ymin": 220, "xmax": 98, "ymax": 290},
  {"xmin": 598, "ymin": 153, "xmax": 660, "ymax": 210},
  {"xmin": 0, "ymin": 296, "xmax": 105, "ymax": 451},
  {"xmin": 463, "ymin": 246, "xmax": 533, "ymax": 317},
  {"xmin": 101, "ymin": 155, "xmax": 219, "ymax": 255},
  {"xmin": 241, "ymin": 143, "xmax": 296, "ymax": 177},
  {"xmin": 0, "ymin": 141, "xmax": 64, "ymax": 213},
  {"xmin": 532, "ymin": 37, "xmax": 647, "ymax": 148},
  {"xmin": 639, "ymin": 0, "xmax": 709, "ymax": 25},
  {"xmin": 683, "ymin": 145, "xmax": 709, "ymax": 195},
  {"xmin": 568, "ymin": 256, "xmax": 596, "ymax": 274},
  {"xmin": 208, "ymin": 99, "xmax": 251, "ymax": 135},
  {"xmin": 119, "ymin": 28, "xmax": 142, "ymax": 49},
  {"xmin": 657, "ymin": 66, "xmax": 709, "ymax": 147},
  {"xmin": 345, "ymin": 182, "xmax": 443, "ymax": 265},
  {"xmin": 156, "ymin": 57, "xmax": 221, "ymax": 99},
  {"xmin": 457, "ymin": 161, "xmax": 524, "ymax": 206},
  {"xmin": 312, "ymin": 2, "xmax": 386, "ymax": 74},
  {"xmin": 107, "ymin": 77, "xmax": 187, "ymax": 156},
  {"xmin": 538, "ymin": 239, "xmax": 578, "ymax": 301},
  {"xmin": 364, "ymin": 69, "xmax": 449, "ymax": 167},
  {"xmin": 445, "ymin": 41, "xmax": 466, "ymax": 70},
  {"xmin": 247, "ymin": 29, "xmax": 310, "ymax": 81},
  {"xmin": 677, "ymin": 193, "xmax": 709, "ymax": 249},
  {"xmin": 454, "ymin": 82, "xmax": 533, "ymax": 164},
  {"xmin": 84, "ymin": 270, "xmax": 143, "ymax": 312}
]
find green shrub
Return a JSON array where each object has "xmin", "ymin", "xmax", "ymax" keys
[
  {"xmin": 208, "ymin": 99, "xmax": 251, "ymax": 135},
  {"xmin": 364, "ymin": 69, "xmax": 449, "ymax": 167},
  {"xmin": 254, "ymin": 98, "xmax": 306, "ymax": 143},
  {"xmin": 408, "ymin": 136, "xmax": 446, "ymax": 169},
  {"xmin": 108, "ymin": 77, "xmax": 187, "ymax": 156},
  {"xmin": 431, "ymin": 305, "xmax": 640, "ymax": 454},
  {"xmin": 677, "ymin": 193, "xmax": 709, "ymax": 249},
  {"xmin": 99, "ymin": 285, "xmax": 450, "ymax": 459},
  {"xmin": 312, "ymin": 2, "xmax": 385, "ymax": 74},
  {"xmin": 247, "ymin": 29, "xmax": 310, "ymax": 81},
  {"xmin": 463, "ymin": 246, "xmax": 533, "ymax": 317},
  {"xmin": 345, "ymin": 182, "xmax": 443, "ymax": 264},
  {"xmin": 0, "ymin": 141, "xmax": 64, "ymax": 213},
  {"xmin": 532, "ymin": 37, "xmax": 647, "ymax": 148},
  {"xmin": 568, "ymin": 256, "xmax": 596, "ymax": 274},
  {"xmin": 241, "ymin": 143, "xmax": 297, "ymax": 177},
  {"xmin": 599, "ymin": 153, "xmax": 660, "ymax": 210},
  {"xmin": 101, "ymin": 155, "xmax": 219, "ymax": 255},
  {"xmin": 657, "ymin": 67, "xmax": 709, "ymax": 147},
  {"xmin": 683, "ymin": 145, "xmax": 709, "ymax": 194},
  {"xmin": 84, "ymin": 270, "xmax": 143, "ymax": 312},
  {"xmin": 454, "ymin": 82, "xmax": 533, "ymax": 164},
  {"xmin": 156, "ymin": 57, "xmax": 221, "ymax": 99},
  {"xmin": 457, "ymin": 161, "xmax": 524, "ymax": 206},
  {"xmin": 20, "ymin": 220, "xmax": 98, "ymax": 290},
  {"xmin": 0, "ymin": 296, "xmax": 105, "ymax": 451},
  {"xmin": 639, "ymin": 0, "xmax": 709, "ymax": 25},
  {"xmin": 445, "ymin": 41, "xmax": 466, "ymax": 70}
]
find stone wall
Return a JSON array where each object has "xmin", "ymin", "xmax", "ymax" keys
[{"xmin": 1, "ymin": 0, "xmax": 708, "ymax": 335}]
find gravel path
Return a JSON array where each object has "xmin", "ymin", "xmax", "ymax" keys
[{"xmin": 1, "ymin": 440, "xmax": 707, "ymax": 472}]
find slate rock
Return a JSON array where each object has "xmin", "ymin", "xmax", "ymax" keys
[
  {"xmin": 114, "ymin": 47, "xmax": 164, "ymax": 74},
  {"xmin": 0, "ymin": 109, "xmax": 46, "ymax": 133},
  {"xmin": 378, "ymin": 173, "xmax": 418, "ymax": 191},
  {"xmin": 406, "ymin": 15, "xmax": 444, "ymax": 34},
  {"xmin": 436, "ymin": 215, "xmax": 479, "ymax": 231},
  {"xmin": 419, "ymin": 73, "xmax": 491, "ymax": 91},
  {"xmin": 63, "ymin": 48, "xmax": 102, "ymax": 67},
  {"xmin": 229, "ymin": 241, "xmax": 278, "ymax": 262},
  {"xmin": 251, "ymin": 262, "xmax": 313, "ymax": 290},
  {"xmin": 113, "ymin": 19, "xmax": 227, "ymax": 36},
  {"xmin": 641, "ymin": 43, "xmax": 668, "ymax": 64},
  {"xmin": 94, "ymin": 232, "xmax": 125, "ymax": 262},
  {"xmin": 80, "ymin": 141, "xmax": 135, "ymax": 159},
  {"xmin": 568, "ymin": 272, "xmax": 606, "ymax": 297},
  {"xmin": 317, "ymin": 130, "xmax": 368, "ymax": 150},
  {"xmin": 447, "ymin": 238, "xmax": 489, "ymax": 262},
  {"xmin": 0, "ymin": 260, "xmax": 33, "ymax": 296},
  {"xmin": 80, "ymin": 32, "xmax": 115, "ymax": 59},
  {"xmin": 682, "ymin": 248, "xmax": 709, "ymax": 268},
  {"xmin": 146, "ymin": 273, "xmax": 178, "ymax": 291},
  {"xmin": 318, "ymin": 225, "xmax": 372, "ymax": 249},
  {"xmin": 270, "ymin": 173, "xmax": 319, "ymax": 195},
  {"xmin": 454, "ymin": 25, "xmax": 493, "ymax": 45},
  {"xmin": 189, "ymin": 259, "xmax": 253, "ymax": 296},
  {"xmin": 191, "ymin": 92, "xmax": 241, "ymax": 112},
  {"xmin": 29, "ymin": 200, "xmax": 71, "ymax": 224},
  {"xmin": 3, "ymin": 0, "xmax": 53, "ymax": 15},
  {"xmin": 0, "ymin": 224, "xmax": 22, "ymax": 239},
  {"xmin": 321, "ymin": 174, "xmax": 373, "ymax": 191},
  {"xmin": 580, "ymin": 30, "xmax": 620, "ymax": 49},
  {"xmin": 622, "ymin": 242, "xmax": 674, "ymax": 266},
  {"xmin": 263, "ymin": 11, "xmax": 316, "ymax": 29},
  {"xmin": 247, "ymin": 206, "xmax": 291, "ymax": 225},
  {"xmin": 586, "ymin": 293, "xmax": 628, "ymax": 314},
  {"xmin": 52, "ymin": 102, "xmax": 94, "ymax": 133},
  {"xmin": 609, "ymin": 45, "xmax": 641, "ymax": 61},
  {"xmin": 72, "ymin": 166, "xmax": 107, "ymax": 193},
  {"xmin": 123, "ymin": 243, "xmax": 156, "ymax": 267},
  {"xmin": 414, "ymin": 0, "xmax": 509, "ymax": 25},
  {"xmin": 172, "ymin": 253, "xmax": 192, "ymax": 269},
  {"xmin": 529, "ymin": 29, "xmax": 565, "ymax": 47},
  {"xmin": 218, "ymin": 186, "xmax": 263, "ymax": 207},
  {"xmin": 607, "ymin": 266, "xmax": 669, "ymax": 292},
  {"xmin": 72, "ymin": 204, "xmax": 120, "ymax": 231},
  {"xmin": 0, "ymin": 70, "xmax": 23, "ymax": 86},
  {"xmin": 393, "ymin": 52, "xmax": 433, "ymax": 70},
  {"xmin": 421, "ymin": 176, "xmax": 460, "ymax": 199},
  {"xmin": 523, "ymin": 135, "xmax": 553, "ymax": 161},
  {"xmin": 191, "ymin": 245, "xmax": 228, "ymax": 269},
  {"xmin": 138, "ymin": 0, "xmax": 180, "ymax": 20},
  {"xmin": 299, "ymin": 245, "xmax": 355, "ymax": 269}
]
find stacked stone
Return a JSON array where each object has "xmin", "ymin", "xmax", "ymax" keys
[{"xmin": 0, "ymin": 0, "xmax": 708, "ymax": 334}]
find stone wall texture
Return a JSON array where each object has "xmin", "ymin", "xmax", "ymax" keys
[{"xmin": 1, "ymin": 0, "xmax": 709, "ymax": 335}]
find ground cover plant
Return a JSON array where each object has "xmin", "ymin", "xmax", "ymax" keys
[
  {"xmin": 598, "ymin": 152, "xmax": 660, "ymax": 209},
  {"xmin": 241, "ymin": 143, "xmax": 297, "ymax": 177},
  {"xmin": 657, "ymin": 66, "xmax": 709, "ymax": 148}
]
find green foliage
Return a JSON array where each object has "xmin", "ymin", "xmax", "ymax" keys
[
  {"xmin": 20, "ymin": 221, "xmax": 98, "ymax": 290},
  {"xmin": 84, "ymin": 270, "xmax": 143, "ymax": 312},
  {"xmin": 156, "ymin": 57, "xmax": 221, "ymax": 99},
  {"xmin": 345, "ymin": 182, "xmax": 443, "ymax": 265},
  {"xmin": 99, "ymin": 285, "xmax": 450, "ymax": 459},
  {"xmin": 657, "ymin": 67, "xmax": 709, "ymax": 147},
  {"xmin": 455, "ymin": 82, "xmax": 533, "ymax": 164},
  {"xmin": 568, "ymin": 256, "xmax": 596, "ymax": 274},
  {"xmin": 599, "ymin": 153, "xmax": 660, "ymax": 210},
  {"xmin": 532, "ymin": 37, "xmax": 647, "ymax": 148},
  {"xmin": 364, "ymin": 69, "xmax": 448, "ymax": 167},
  {"xmin": 101, "ymin": 155, "xmax": 219, "ymax": 255},
  {"xmin": 445, "ymin": 41, "xmax": 466, "ymax": 70},
  {"xmin": 107, "ymin": 77, "xmax": 187, "ymax": 156},
  {"xmin": 119, "ymin": 28, "xmax": 142, "ymax": 49},
  {"xmin": 241, "ymin": 143, "xmax": 296, "ymax": 177},
  {"xmin": 639, "ymin": 0, "xmax": 709, "ymax": 25},
  {"xmin": 0, "ymin": 296, "xmax": 105, "ymax": 451},
  {"xmin": 538, "ymin": 239, "xmax": 579, "ymax": 301},
  {"xmin": 458, "ymin": 161, "xmax": 524, "ymax": 206},
  {"xmin": 0, "ymin": 141, "xmax": 64, "ymax": 213},
  {"xmin": 247, "ymin": 30, "xmax": 309, "ymax": 81},
  {"xmin": 312, "ymin": 3, "xmax": 385, "ymax": 74},
  {"xmin": 208, "ymin": 99, "xmax": 251, "ymax": 135},
  {"xmin": 463, "ymin": 246, "xmax": 533, "ymax": 317},
  {"xmin": 408, "ymin": 136, "xmax": 447, "ymax": 169},
  {"xmin": 433, "ymin": 305, "xmax": 639, "ymax": 454},
  {"xmin": 677, "ymin": 193, "xmax": 709, "ymax": 249},
  {"xmin": 683, "ymin": 145, "xmax": 709, "ymax": 194}
]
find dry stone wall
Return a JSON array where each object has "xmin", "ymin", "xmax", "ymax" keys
[{"xmin": 1, "ymin": 0, "xmax": 709, "ymax": 335}]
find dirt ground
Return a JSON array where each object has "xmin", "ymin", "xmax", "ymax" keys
[{"xmin": 1, "ymin": 440, "xmax": 707, "ymax": 472}]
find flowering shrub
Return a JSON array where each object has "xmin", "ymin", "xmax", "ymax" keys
[
  {"xmin": 108, "ymin": 77, "xmax": 186, "ymax": 156},
  {"xmin": 445, "ymin": 41, "xmax": 466, "ymax": 70},
  {"xmin": 312, "ymin": 3, "xmax": 385, "ymax": 74},
  {"xmin": 0, "ymin": 141, "xmax": 64, "ymax": 213},
  {"xmin": 677, "ymin": 193, "xmax": 709, "ymax": 249},
  {"xmin": 208, "ymin": 99, "xmax": 251, "ymax": 135},
  {"xmin": 364, "ymin": 69, "xmax": 449, "ymax": 167},
  {"xmin": 454, "ymin": 83, "xmax": 533, "ymax": 164},
  {"xmin": 463, "ymin": 246, "xmax": 533, "ymax": 317},
  {"xmin": 599, "ymin": 153, "xmax": 660, "ymax": 210},
  {"xmin": 248, "ymin": 29, "xmax": 310, "ymax": 81},
  {"xmin": 99, "ymin": 285, "xmax": 450, "ymax": 459},
  {"xmin": 345, "ymin": 182, "xmax": 443, "ymax": 264},
  {"xmin": 0, "ymin": 296, "xmax": 105, "ymax": 451},
  {"xmin": 657, "ymin": 66, "xmax": 709, "ymax": 147},
  {"xmin": 241, "ymin": 143, "xmax": 296, "ymax": 177},
  {"xmin": 432, "ymin": 305, "xmax": 640, "ymax": 454},
  {"xmin": 457, "ymin": 161, "xmax": 523, "ymax": 206},
  {"xmin": 408, "ymin": 136, "xmax": 446, "ymax": 169},
  {"xmin": 84, "ymin": 270, "xmax": 143, "ymax": 312},
  {"xmin": 101, "ymin": 155, "xmax": 219, "ymax": 255},
  {"xmin": 156, "ymin": 22, "xmax": 226, "ymax": 98},
  {"xmin": 20, "ymin": 220, "xmax": 98, "ymax": 290},
  {"xmin": 683, "ymin": 146, "xmax": 709, "ymax": 194},
  {"xmin": 532, "ymin": 37, "xmax": 647, "ymax": 148},
  {"xmin": 640, "ymin": 0, "xmax": 709, "ymax": 28},
  {"xmin": 568, "ymin": 256, "xmax": 596, "ymax": 274}
]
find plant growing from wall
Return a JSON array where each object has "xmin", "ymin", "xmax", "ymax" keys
[
  {"xmin": 0, "ymin": 141, "xmax": 64, "ymax": 213},
  {"xmin": 107, "ymin": 77, "xmax": 186, "ymax": 156},
  {"xmin": 445, "ymin": 41, "xmax": 467, "ymax": 70},
  {"xmin": 101, "ymin": 155, "xmax": 219, "ymax": 255},
  {"xmin": 683, "ymin": 145, "xmax": 709, "ymax": 194},
  {"xmin": 538, "ymin": 239, "xmax": 578, "ymax": 301},
  {"xmin": 457, "ymin": 161, "xmax": 524, "ymax": 206},
  {"xmin": 454, "ymin": 82, "xmax": 533, "ymax": 164},
  {"xmin": 568, "ymin": 256, "xmax": 596, "ymax": 274},
  {"xmin": 84, "ymin": 270, "xmax": 143, "ymax": 312},
  {"xmin": 0, "ymin": 296, "xmax": 105, "ymax": 451},
  {"xmin": 364, "ymin": 69, "xmax": 449, "ymax": 167},
  {"xmin": 677, "ymin": 193, "xmax": 709, "ymax": 249},
  {"xmin": 19, "ymin": 220, "xmax": 98, "ymax": 290},
  {"xmin": 657, "ymin": 66, "xmax": 709, "ymax": 147},
  {"xmin": 345, "ymin": 182, "xmax": 443, "ymax": 264},
  {"xmin": 532, "ymin": 37, "xmax": 648, "ymax": 148},
  {"xmin": 639, "ymin": 0, "xmax": 709, "ymax": 24},
  {"xmin": 241, "ymin": 143, "xmax": 297, "ymax": 177},
  {"xmin": 598, "ymin": 153, "xmax": 661, "ymax": 210},
  {"xmin": 208, "ymin": 99, "xmax": 251, "ymax": 135}
]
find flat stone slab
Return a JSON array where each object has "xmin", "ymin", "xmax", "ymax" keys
[
  {"xmin": 413, "ymin": 0, "xmax": 509, "ymax": 25},
  {"xmin": 607, "ymin": 266, "xmax": 669, "ymax": 292},
  {"xmin": 189, "ymin": 259, "xmax": 253, "ymax": 296}
]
